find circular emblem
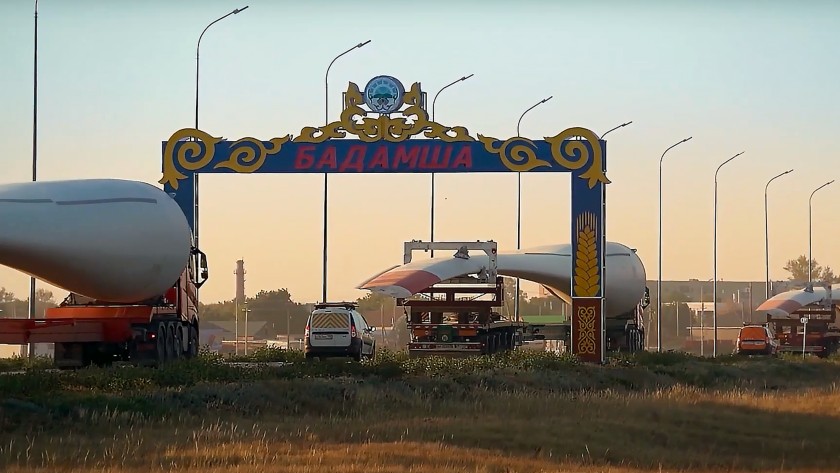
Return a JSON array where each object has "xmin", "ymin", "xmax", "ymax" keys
[{"xmin": 363, "ymin": 75, "xmax": 405, "ymax": 114}]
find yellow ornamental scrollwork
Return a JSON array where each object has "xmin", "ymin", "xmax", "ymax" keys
[
  {"xmin": 293, "ymin": 81, "xmax": 476, "ymax": 144},
  {"xmin": 477, "ymin": 136, "xmax": 551, "ymax": 172},
  {"xmin": 160, "ymin": 128, "xmax": 223, "ymax": 190},
  {"xmin": 424, "ymin": 122, "xmax": 474, "ymax": 142},
  {"xmin": 573, "ymin": 211, "xmax": 600, "ymax": 297},
  {"xmin": 576, "ymin": 305, "xmax": 597, "ymax": 355},
  {"xmin": 294, "ymin": 83, "xmax": 366, "ymax": 143},
  {"xmin": 160, "ymin": 128, "xmax": 291, "ymax": 189},
  {"xmin": 214, "ymin": 135, "xmax": 291, "ymax": 173},
  {"xmin": 545, "ymin": 127, "xmax": 610, "ymax": 188}
]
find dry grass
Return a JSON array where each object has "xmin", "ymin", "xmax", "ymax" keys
[
  {"xmin": 2, "ymin": 381, "xmax": 840, "ymax": 472},
  {"xmin": 2, "ymin": 351, "xmax": 840, "ymax": 472}
]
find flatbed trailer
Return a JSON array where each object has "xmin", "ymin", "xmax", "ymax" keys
[
  {"xmin": 401, "ymin": 275, "xmax": 528, "ymax": 357},
  {"xmin": 0, "ymin": 248, "xmax": 208, "ymax": 369},
  {"xmin": 397, "ymin": 277, "xmax": 527, "ymax": 357},
  {"xmin": 395, "ymin": 240, "xmax": 647, "ymax": 357},
  {"xmin": 767, "ymin": 303, "xmax": 840, "ymax": 358}
]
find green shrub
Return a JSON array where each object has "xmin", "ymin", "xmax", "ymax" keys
[
  {"xmin": 0, "ymin": 354, "xmax": 53, "ymax": 373},
  {"xmin": 2, "ymin": 347, "xmax": 839, "ymax": 410}
]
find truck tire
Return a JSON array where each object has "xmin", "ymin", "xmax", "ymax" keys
[
  {"xmin": 186, "ymin": 325, "xmax": 199, "ymax": 359},
  {"xmin": 172, "ymin": 324, "xmax": 183, "ymax": 360},
  {"xmin": 155, "ymin": 323, "xmax": 167, "ymax": 367},
  {"xmin": 165, "ymin": 323, "xmax": 176, "ymax": 361}
]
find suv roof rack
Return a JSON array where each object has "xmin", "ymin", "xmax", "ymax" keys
[{"xmin": 314, "ymin": 301, "xmax": 358, "ymax": 310}]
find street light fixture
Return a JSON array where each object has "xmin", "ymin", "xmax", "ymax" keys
[
  {"xmin": 809, "ymin": 180, "xmax": 834, "ymax": 285},
  {"xmin": 514, "ymin": 96, "xmax": 553, "ymax": 322},
  {"xmin": 321, "ymin": 39, "xmax": 371, "ymax": 303},
  {"xmin": 516, "ymin": 97, "xmax": 552, "ymax": 138},
  {"xmin": 764, "ymin": 169, "xmax": 794, "ymax": 299},
  {"xmin": 193, "ymin": 5, "xmax": 249, "ymax": 307},
  {"xmin": 713, "ymin": 151, "xmax": 745, "ymax": 357},
  {"xmin": 600, "ymin": 121, "xmax": 633, "ymax": 139},
  {"xmin": 657, "ymin": 136, "xmax": 692, "ymax": 352},
  {"xmin": 429, "ymin": 74, "xmax": 474, "ymax": 258}
]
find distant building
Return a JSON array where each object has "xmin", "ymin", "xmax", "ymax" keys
[{"xmin": 643, "ymin": 279, "xmax": 804, "ymax": 354}]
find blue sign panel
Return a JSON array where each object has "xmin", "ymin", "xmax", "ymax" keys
[{"xmin": 160, "ymin": 133, "xmax": 608, "ymax": 189}]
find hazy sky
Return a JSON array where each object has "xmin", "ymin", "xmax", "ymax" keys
[{"xmin": 1, "ymin": 0, "xmax": 839, "ymax": 306}]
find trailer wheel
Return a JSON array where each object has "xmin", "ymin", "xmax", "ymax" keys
[
  {"xmin": 164, "ymin": 323, "xmax": 177, "ymax": 361},
  {"xmin": 172, "ymin": 324, "xmax": 183, "ymax": 360},
  {"xmin": 155, "ymin": 323, "xmax": 167, "ymax": 367},
  {"xmin": 186, "ymin": 325, "xmax": 199, "ymax": 359}
]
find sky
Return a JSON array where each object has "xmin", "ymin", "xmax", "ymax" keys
[{"xmin": 1, "ymin": 0, "xmax": 839, "ymax": 306}]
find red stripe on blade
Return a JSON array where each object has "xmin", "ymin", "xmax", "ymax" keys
[{"xmin": 361, "ymin": 270, "xmax": 441, "ymax": 295}]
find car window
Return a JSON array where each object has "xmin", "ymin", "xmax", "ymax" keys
[{"xmin": 353, "ymin": 312, "xmax": 367, "ymax": 330}]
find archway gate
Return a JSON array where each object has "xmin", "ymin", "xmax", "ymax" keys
[{"xmin": 159, "ymin": 76, "xmax": 610, "ymax": 363}]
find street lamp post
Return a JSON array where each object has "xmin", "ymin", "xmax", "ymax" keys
[
  {"xmin": 698, "ymin": 277, "xmax": 711, "ymax": 356},
  {"xmin": 322, "ymin": 39, "xmax": 371, "ymax": 303},
  {"xmin": 193, "ymin": 5, "xmax": 248, "ymax": 313},
  {"xmin": 809, "ymin": 180, "xmax": 834, "ymax": 285},
  {"xmin": 429, "ymin": 74, "xmax": 474, "ymax": 258},
  {"xmin": 29, "ymin": 0, "xmax": 39, "ymax": 359},
  {"xmin": 241, "ymin": 301, "xmax": 252, "ymax": 356},
  {"xmin": 657, "ymin": 136, "xmax": 692, "ymax": 352},
  {"xmin": 713, "ymin": 151, "xmax": 745, "ymax": 357},
  {"xmin": 514, "ymin": 96, "xmax": 553, "ymax": 322},
  {"xmin": 764, "ymin": 169, "xmax": 794, "ymax": 299},
  {"xmin": 234, "ymin": 301, "xmax": 239, "ymax": 356}
]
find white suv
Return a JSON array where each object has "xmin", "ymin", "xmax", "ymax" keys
[{"xmin": 304, "ymin": 302, "xmax": 376, "ymax": 361}]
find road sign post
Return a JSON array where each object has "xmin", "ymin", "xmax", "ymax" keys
[{"xmin": 800, "ymin": 315, "xmax": 809, "ymax": 359}]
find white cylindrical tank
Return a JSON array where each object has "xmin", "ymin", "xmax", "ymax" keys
[
  {"xmin": 359, "ymin": 241, "xmax": 647, "ymax": 318},
  {"xmin": 496, "ymin": 242, "xmax": 647, "ymax": 318},
  {"xmin": 0, "ymin": 179, "xmax": 193, "ymax": 303}
]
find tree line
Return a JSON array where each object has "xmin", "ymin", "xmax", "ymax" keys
[{"xmin": 0, "ymin": 288, "xmax": 58, "ymax": 318}]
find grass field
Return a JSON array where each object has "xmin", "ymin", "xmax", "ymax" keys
[{"xmin": 1, "ymin": 349, "xmax": 839, "ymax": 472}]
